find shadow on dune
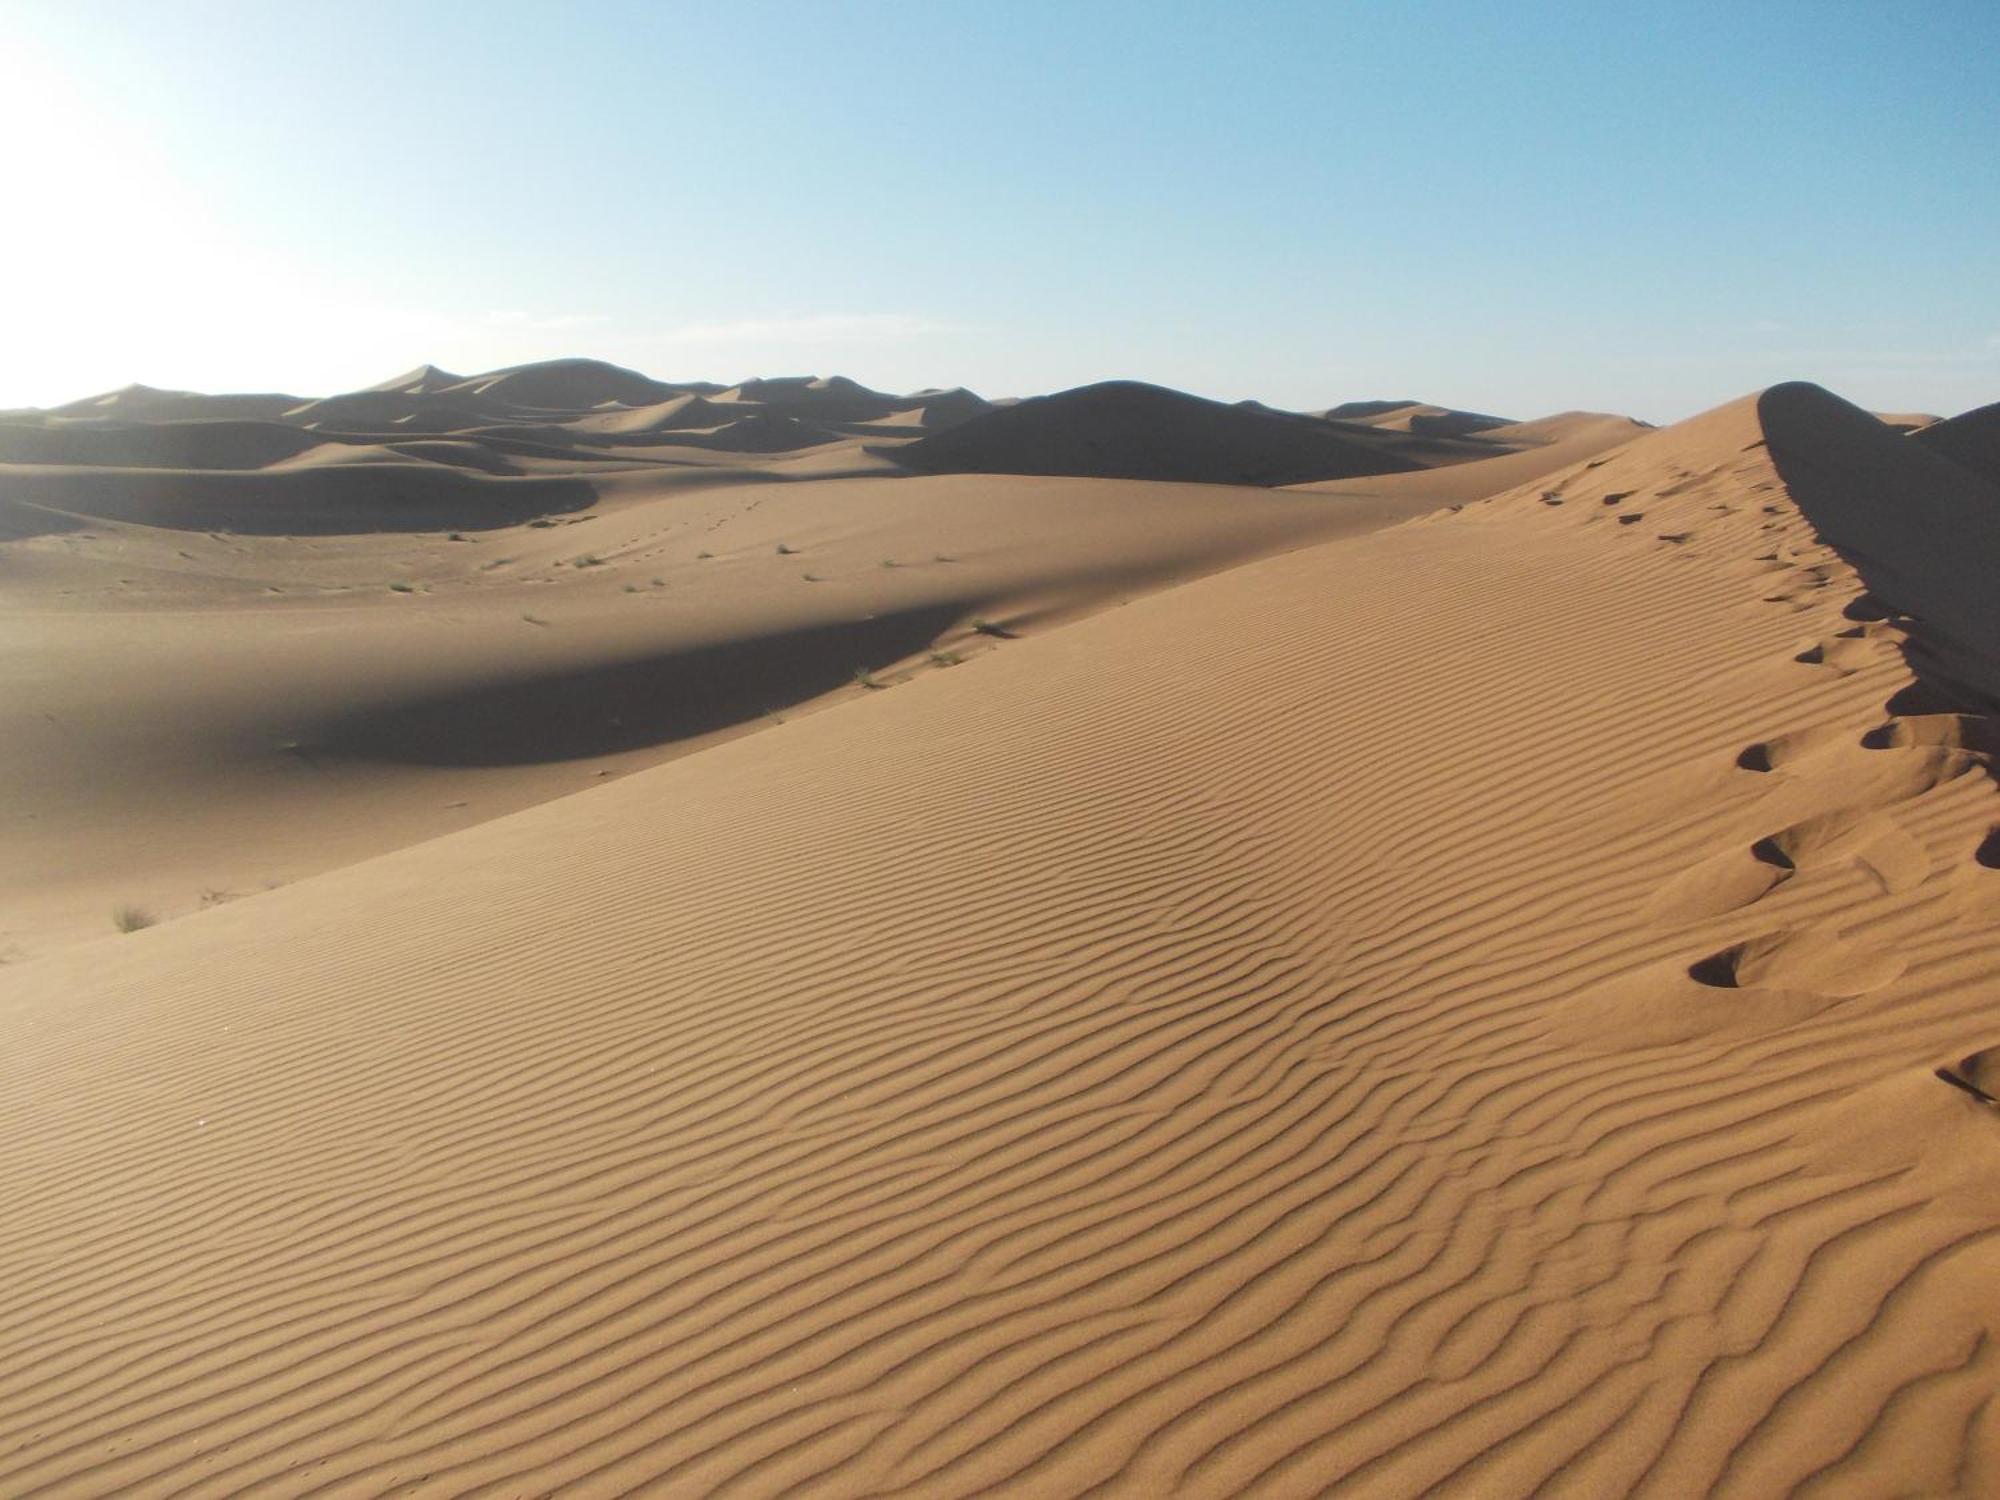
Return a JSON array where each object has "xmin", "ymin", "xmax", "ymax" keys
[
  {"xmin": 1759, "ymin": 381, "xmax": 2000, "ymax": 714},
  {"xmin": 0, "ymin": 465, "xmax": 597, "ymax": 536},
  {"xmin": 890, "ymin": 380, "xmax": 1429, "ymax": 486},
  {"xmin": 308, "ymin": 602, "xmax": 969, "ymax": 766}
]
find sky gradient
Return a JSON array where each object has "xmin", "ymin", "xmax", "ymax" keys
[{"xmin": 6, "ymin": 0, "xmax": 1997, "ymax": 421}]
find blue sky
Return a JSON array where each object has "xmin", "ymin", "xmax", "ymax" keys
[{"xmin": 6, "ymin": 0, "xmax": 1997, "ymax": 420}]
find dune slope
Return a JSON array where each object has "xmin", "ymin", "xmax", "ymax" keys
[{"xmin": 2, "ymin": 382, "xmax": 1997, "ymax": 1495}]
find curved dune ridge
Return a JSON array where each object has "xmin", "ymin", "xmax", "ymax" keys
[{"xmin": 2, "ymin": 380, "xmax": 1999, "ymax": 1495}]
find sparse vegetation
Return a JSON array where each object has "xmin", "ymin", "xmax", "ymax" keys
[
  {"xmin": 934, "ymin": 552, "xmax": 956, "ymax": 563},
  {"xmin": 623, "ymin": 583, "xmax": 642, "ymax": 593},
  {"xmin": 853, "ymin": 667, "xmax": 888, "ymax": 691},
  {"xmin": 389, "ymin": 582, "xmax": 415, "ymax": 593},
  {"xmin": 198, "ymin": 888, "xmax": 237, "ymax": 908},
  {"xmin": 880, "ymin": 558, "xmax": 899, "ymax": 569},
  {"xmin": 697, "ymin": 550, "xmax": 714, "ymax": 560},
  {"xmin": 776, "ymin": 542, "xmax": 799, "ymax": 555},
  {"xmin": 971, "ymin": 618, "xmax": 1014, "ymax": 638},
  {"xmin": 521, "ymin": 612, "xmax": 549, "ymax": 626},
  {"xmin": 929, "ymin": 650, "xmax": 965, "ymax": 667},
  {"xmin": 802, "ymin": 572, "xmax": 825, "ymax": 582},
  {"xmin": 112, "ymin": 904, "xmax": 154, "ymax": 933},
  {"xmin": 572, "ymin": 554, "xmax": 604, "ymax": 568}
]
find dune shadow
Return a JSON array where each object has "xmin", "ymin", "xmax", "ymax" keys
[
  {"xmin": 1757, "ymin": 383, "xmax": 2000, "ymax": 718},
  {"xmin": 0, "ymin": 465, "xmax": 596, "ymax": 536},
  {"xmin": 309, "ymin": 602, "xmax": 968, "ymax": 766}
]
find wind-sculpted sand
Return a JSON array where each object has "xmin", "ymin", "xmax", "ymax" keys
[{"xmin": 2, "ymin": 372, "xmax": 1997, "ymax": 1496}]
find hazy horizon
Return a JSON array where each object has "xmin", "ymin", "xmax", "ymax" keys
[{"xmin": 6, "ymin": 0, "xmax": 1996, "ymax": 421}]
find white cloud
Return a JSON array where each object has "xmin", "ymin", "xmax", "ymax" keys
[{"xmin": 668, "ymin": 313, "xmax": 962, "ymax": 345}]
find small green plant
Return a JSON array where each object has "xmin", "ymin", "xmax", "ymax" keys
[
  {"xmin": 929, "ymin": 650, "xmax": 964, "ymax": 668},
  {"xmin": 934, "ymin": 552, "xmax": 956, "ymax": 563},
  {"xmin": 623, "ymin": 583, "xmax": 641, "ymax": 593},
  {"xmin": 650, "ymin": 577, "xmax": 665, "ymax": 588},
  {"xmin": 572, "ymin": 554, "xmax": 603, "ymax": 568},
  {"xmin": 112, "ymin": 904, "xmax": 154, "ymax": 933},
  {"xmin": 389, "ymin": 582, "xmax": 415, "ymax": 593},
  {"xmin": 198, "ymin": 887, "xmax": 237, "ymax": 908},
  {"xmin": 776, "ymin": 542, "xmax": 798, "ymax": 555},
  {"xmin": 521, "ymin": 612, "xmax": 549, "ymax": 626},
  {"xmin": 880, "ymin": 558, "xmax": 899, "ymax": 569},
  {"xmin": 853, "ymin": 667, "xmax": 887, "ymax": 691},
  {"xmin": 971, "ymin": 617, "xmax": 1014, "ymax": 638},
  {"xmin": 802, "ymin": 572, "xmax": 825, "ymax": 582},
  {"xmin": 697, "ymin": 550, "xmax": 714, "ymax": 560}
]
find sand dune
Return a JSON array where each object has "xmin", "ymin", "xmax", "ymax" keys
[
  {"xmin": 1320, "ymin": 399, "xmax": 1515, "ymax": 437},
  {"xmin": 894, "ymin": 380, "xmax": 1437, "ymax": 484},
  {"xmin": 4, "ymin": 366, "xmax": 1998, "ymax": 1495},
  {"xmin": 438, "ymin": 357, "xmax": 686, "ymax": 410},
  {"xmin": 0, "ymin": 441, "xmax": 1438, "ymax": 958},
  {"xmin": 1288, "ymin": 410, "xmax": 1649, "ymax": 504},
  {"xmin": 1914, "ymin": 399, "xmax": 2000, "ymax": 486}
]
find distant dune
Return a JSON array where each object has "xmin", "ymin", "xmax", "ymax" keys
[
  {"xmin": 4, "ymin": 360, "xmax": 1998, "ymax": 1496},
  {"xmin": 893, "ymin": 379, "xmax": 1443, "ymax": 484}
]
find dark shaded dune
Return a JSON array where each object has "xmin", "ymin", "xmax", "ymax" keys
[
  {"xmin": 451, "ymin": 424, "xmax": 612, "ymax": 456},
  {"xmin": 563, "ymin": 394, "xmax": 735, "ymax": 436},
  {"xmin": 378, "ymin": 440, "xmax": 522, "ymax": 475},
  {"xmin": 1314, "ymin": 417, "xmax": 1514, "ymax": 469},
  {"xmin": 0, "ymin": 497, "xmax": 93, "ymax": 541},
  {"xmin": 904, "ymin": 386, "xmax": 989, "ymax": 417},
  {"xmin": 1406, "ymin": 408, "xmax": 1513, "ymax": 438},
  {"xmin": 719, "ymin": 376, "xmax": 818, "ymax": 404},
  {"xmin": 289, "ymin": 390, "xmax": 546, "ymax": 430},
  {"xmin": 47, "ymin": 385, "xmax": 304, "ymax": 421},
  {"xmin": 309, "ymin": 602, "xmax": 967, "ymax": 765},
  {"xmin": 1912, "ymin": 400, "xmax": 2000, "ymax": 486},
  {"xmin": 365, "ymin": 364, "xmax": 467, "ymax": 396},
  {"xmin": 1759, "ymin": 380, "xmax": 2000, "ymax": 706},
  {"xmin": 1321, "ymin": 398, "xmax": 1422, "ymax": 421},
  {"xmin": 0, "ymin": 419, "xmax": 325, "ymax": 470},
  {"xmin": 442, "ymin": 358, "xmax": 681, "ymax": 410},
  {"xmin": 892, "ymin": 380, "xmax": 1427, "ymax": 485},
  {"xmin": 0, "ymin": 464, "xmax": 594, "ymax": 536},
  {"xmin": 717, "ymin": 375, "xmax": 899, "ymax": 423},
  {"xmin": 663, "ymin": 412, "xmax": 843, "ymax": 453},
  {"xmin": 386, "ymin": 402, "xmax": 511, "ymax": 434},
  {"xmin": 288, "ymin": 391, "xmax": 456, "ymax": 428}
]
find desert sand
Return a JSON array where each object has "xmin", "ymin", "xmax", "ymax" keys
[{"xmin": 2, "ymin": 365, "xmax": 1997, "ymax": 1496}]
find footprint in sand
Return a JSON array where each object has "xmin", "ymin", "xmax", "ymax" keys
[
  {"xmin": 1791, "ymin": 632, "xmax": 1901, "ymax": 675},
  {"xmin": 1641, "ymin": 806, "xmax": 1929, "ymax": 925},
  {"xmin": 1935, "ymin": 1049, "xmax": 2000, "ymax": 1108},
  {"xmin": 1685, "ymin": 922, "xmax": 1904, "ymax": 997}
]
